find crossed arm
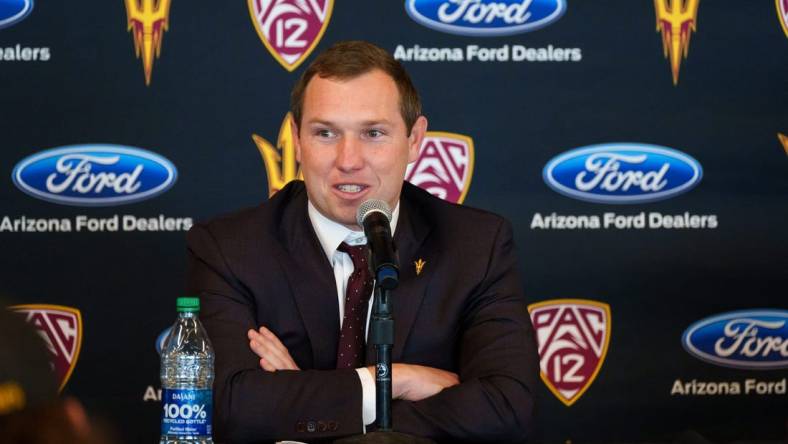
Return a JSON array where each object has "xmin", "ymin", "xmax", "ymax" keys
[{"xmin": 247, "ymin": 326, "xmax": 460, "ymax": 402}]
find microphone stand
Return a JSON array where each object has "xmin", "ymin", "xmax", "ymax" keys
[
  {"xmin": 370, "ymin": 284, "xmax": 394, "ymax": 432},
  {"xmin": 333, "ymin": 272, "xmax": 433, "ymax": 444}
]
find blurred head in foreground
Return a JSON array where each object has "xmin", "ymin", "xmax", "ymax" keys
[{"xmin": 0, "ymin": 305, "xmax": 111, "ymax": 444}]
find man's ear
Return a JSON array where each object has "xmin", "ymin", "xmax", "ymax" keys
[
  {"xmin": 291, "ymin": 114, "xmax": 302, "ymax": 162},
  {"xmin": 407, "ymin": 116, "xmax": 428, "ymax": 163}
]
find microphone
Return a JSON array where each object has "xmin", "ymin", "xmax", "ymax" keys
[{"xmin": 356, "ymin": 199, "xmax": 399, "ymax": 290}]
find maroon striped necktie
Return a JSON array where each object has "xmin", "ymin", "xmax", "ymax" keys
[{"xmin": 335, "ymin": 242, "xmax": 374, "ymax": 369}]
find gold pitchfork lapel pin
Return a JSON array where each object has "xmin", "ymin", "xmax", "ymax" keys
[{"xmin": 414, "ymin": 258, "xmax": 426, "ymax": 276}]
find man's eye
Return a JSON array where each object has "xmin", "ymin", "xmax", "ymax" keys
[
  {"xmin": 366, "ymin": 129, "xmax": 385, "ymax": 138},
  {"xmin": 315, "ymin": 129, "xmax": 335, "ymax": 138}
]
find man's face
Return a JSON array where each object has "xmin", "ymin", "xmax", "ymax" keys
[{"xmin": 294, "ymin": 69, "xmax": 427, "ymax": 230}]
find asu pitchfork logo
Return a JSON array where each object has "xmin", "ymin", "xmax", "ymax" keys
[
  {"xmin": 252, "ymin": 114, "xmax": 474, "ymax": 204},
  {"xmin": 252, "ymin": 113, "xmax": 304, "ymax": 196},
  {"xmin": 125, "ymin": 0, "xmax": 172, "ymax": 85},
  {"xmin": 654, "ymin": 0, "xmax": 700, "ymax": 85}
]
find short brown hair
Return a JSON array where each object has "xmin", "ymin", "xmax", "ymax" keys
[{"xmin": 290, "ymin": 41, "xmax": 422, "ymax": 134}]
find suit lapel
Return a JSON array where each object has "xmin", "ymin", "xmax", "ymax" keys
[
  {"xmin": 277, "ymin": 185, "xmax": 340, "ymax": 369},
  {"xmin": 366, "ymin": 184, "xmax": 434, "ymax": 363}
]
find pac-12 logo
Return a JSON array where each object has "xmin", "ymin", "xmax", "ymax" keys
[
  {"xmin": 682, "ymin": 309, "xmax": 788, "ymax": 370},
  {"xmin": 12, "ymin": 144, "xmax": 178, "ymax": 206},
  {"xmin": 253, "ymin": 114, "xmax": 474, "ymax": 204},
  {"xmin": 10, "ymin": 304, "xmax": 82, "ymax": 392},
  {"xmin": 777, "ymin": 0, "xmax": 788, "ymax": 38},
  {"xmin": 405, "ymin": 0, "xmax": 566, "ymax": 36},
  {"xmin": 528, "ymin": 299, "xmax": 611, "ymax": 406},
  {"xmin": 248, "ymin": 0, "xmax": 333, "ymax": 72},
  {"xmin": 543, "ymin": 143, "xmax": 702, "ymax": 204},
  {"xmin": 405, "ymin": 132, "xmax": 474, "ymax": 204}
]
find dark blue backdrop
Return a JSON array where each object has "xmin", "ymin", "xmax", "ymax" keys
[{"xmin": 1, "ymin": 1, "xmax": 786, "ymax": 442}]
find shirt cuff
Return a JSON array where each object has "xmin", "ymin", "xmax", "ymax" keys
[{"xmin": 355, "ymin": 367, "xmax": 376, "ymax": 426}]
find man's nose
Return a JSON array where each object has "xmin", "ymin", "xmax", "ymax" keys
[{"xmin": 336, "ymin": 137, "xmax": 364, "ymax": 172}]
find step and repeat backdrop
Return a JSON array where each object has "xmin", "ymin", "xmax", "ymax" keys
[{"xmin": 1, "ymin": 1, "xmax": 786, "ymax": 443}]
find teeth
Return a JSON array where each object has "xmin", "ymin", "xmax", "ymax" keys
[{"xmin": 337, "ymin": 184, "xmax": 363, "ymax": 193}]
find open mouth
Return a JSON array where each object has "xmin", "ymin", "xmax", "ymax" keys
[{"xmin": 334, "ymin": 184, "xmax": 368, "ymax": 194}]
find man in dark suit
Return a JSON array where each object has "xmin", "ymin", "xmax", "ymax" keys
[{"xmin": 186, "ymin": 41, "xmax": 538, "ymax": 443}]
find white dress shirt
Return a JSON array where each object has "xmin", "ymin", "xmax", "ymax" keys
[{"xmin": 307, "ymin": 201, "xmax": 400, "ymax": 427}]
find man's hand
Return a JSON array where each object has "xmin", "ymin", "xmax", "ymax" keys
[
  {"xmin": 367, "ymin": 363, "xmax": 459, "ymax": 402},
  {"xmin": 247, "ymin": 326, "xmax": 300, "ymax": 372}
]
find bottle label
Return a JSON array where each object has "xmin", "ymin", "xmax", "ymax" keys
[{"xmin": 160, "ymin": 388, "xmax": 213, "ymax": 437}]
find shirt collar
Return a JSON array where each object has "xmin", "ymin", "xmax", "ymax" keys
[{"xmin": 308, "ymin": 200, "xmax": 400, "ymax": 261}]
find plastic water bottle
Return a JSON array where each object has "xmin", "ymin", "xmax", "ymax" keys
[{"xmin": 160, "ymin": 297, "xmax": 214, "ymax": 444}]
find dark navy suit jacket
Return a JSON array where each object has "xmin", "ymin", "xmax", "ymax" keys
[{"xmin": 186, "ymin": 180, "xmax": 538, "ymax": 443}]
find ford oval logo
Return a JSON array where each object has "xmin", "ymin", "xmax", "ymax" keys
[
  {"xmin": 542, "ymin": 143, "xmax": 703, "ymax": 204},
  {"xmin": 682, "ymin": 310, "xmax": 788, "ymax": 370},
  {"xmin": 0, "ymin": 0, "xmax": 33, "ymax": 29},
  {"xmin": 156, "ymin": 327, "xmax": 172, "ymax": 356},
  {"xmin": 12, "ymin": 144, "xmax": 177, "ymax": 206},
  {"xmin": 405, "ymin": 0, "xmax": 566, "ymax": 36}
]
